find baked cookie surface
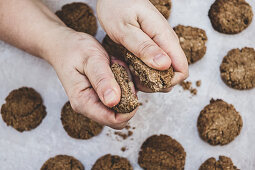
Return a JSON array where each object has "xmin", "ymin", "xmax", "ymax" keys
[
  {"xmin": 209, "ymin": 0, "xmax": 253, "ymax": 34},
  {"xmin": 220, "ymin": 47, "xmax": 255, "ymax": 90},
  {"xmin": 56, "ymin": 2, "xmax": 97, "ymax": 36},
  {"xmin": 174, "ymin": 25, "xmax": 207, "ymax": 64},
  {"xmin": 41, "ymin": 155, "xmax": 84, "ymax": 170},
  {"xmin": 138, "ymin": 134, "xmax": 186, "ymax": 170},
  {"xmin": 149, "ymin": 0, "xmax": 172, "ymax": 19},
  {"xmin": 197, "ymin": 99, "xmax": 243, "ymax": 145},
  {"xmin": 61, "ymin": 101, "xmax": 103, "ymax": 140},
  {"xmin": 92, "ymin": 154, "xmax": 133, "ymax": 170},
  {"xmin": 1, "ymin": 87, "xmax": 46, "ymax": 132},
  {"xmin": 199, "ymin": 156, "xmax": 239, "ymax": 170}
]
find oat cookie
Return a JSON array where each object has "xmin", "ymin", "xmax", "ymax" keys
[
  {"xmin": 111, "ymin": 64, "xmax": 139, "ymax": 113},
  {"xmin": 92, "ymin": 154, "xmax": 133, "ymax": 170},
  {"xmin": 149, "ymin": 0, "xmax": 172, "ymax": 19},
  {"xmin": 209, "ymin": 0, "xmax": 253, "ymax": 34},
  {"xmin": 199, "ymin": 156, "xmax": 239, "ymax": 170},
  {"xmin": 56, "ymin": 2, "xmax": 97, "ymax": 36},
  {"xmin": 174, "ymin": 25, "xmax": 207, "ymax": 64},
  {"xmin": 197, "ymin": 99, "xmax": 243, "ymax": 145},
  {"xmin": 41, "ymin": 155, "xmax": 84, "ymax": 170},
  {"xmin": 220, "ymin": 47, "xmax": 255, "ymax": 90},
  {"xmin": 1, "ymin": 87, "xmax": 46, "ymax": 132},
  {"xmin": 61, "ymin": 101, "xmax": 103, "ymax": 140},
  {"xmin": 138, "ymin": 134, "xmax": 186, "ymax": 170}
]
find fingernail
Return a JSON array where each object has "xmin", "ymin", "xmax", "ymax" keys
[
  {"xmin": 104, "ymin": 89, "xmax": 117, "ymax": 106},
  {"xmin": 153, "ymin": 54, "xmax": 170, "ymax": 67}
]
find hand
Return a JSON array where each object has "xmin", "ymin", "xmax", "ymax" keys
[
  {"xmin": 43, "ymin": 28, "xmax": 137, "ymax": 129},
  {"xmin": 97, "ymin": 0, "xmax": 189, "ymax": 92}
]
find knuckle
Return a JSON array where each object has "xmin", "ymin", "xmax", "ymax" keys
[
  {"xmin": 94, "ymin": 73, "xmax": 112, "ymax": 92},
  {"xmin": 137, "ymin": 40, "xmax": 156, "ymax": 58},
  {"xmin": 69, "ymin": 98, "xmax": 81, "ymax": 113}
]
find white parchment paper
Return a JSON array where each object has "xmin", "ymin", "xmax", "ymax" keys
[{"xmin": 0, "ymin": 0, "xmax": 255, "ymax": 169}]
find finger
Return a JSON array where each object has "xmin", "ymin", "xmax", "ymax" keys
[
  {"xmin": 83, "ymin": 45, "xmax": 121, "ymax": 108},
  {"xmin": 116, "ymin": 25, "xmax": 171, "ymax": 71}
]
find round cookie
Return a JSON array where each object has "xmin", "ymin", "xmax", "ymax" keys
[
  {"xmin": 61, "ymin": 101, "xmax": 103, "ymax": 140},
  {"xmin": 56, "ymin": 2, "xmax": 97, "ymax": 36},
  {"xmin": 173, "ymin": 25, "xmax": 208, "ymax": 64},
  {"xmin": 41, "ymin": 155, "xmax": 84, "ymax": 170},
  {"xmin": 209, "ymin": 0, "xmax": 253, "ymax": 34},
  {"xmin": 197, "ymin": 99, "xmax": 243, "ymax": 146},
  {"xmin": 149, "ymin": 0, "xmax": 172, "ymax": 19},
  {"xmin": 138, "ymin": 134, "xmax": 186, "ymax": 169},
  {"xmin": 199, "ymin": 156, "xmax": 239, "ymax": 170},
  {"xmin": 1, "ymin": 87, "xmax": 46, "ymax": 132},
  {"xmin": 92, "ymin": 154, "xmax": 133, "ymax": 170},
  {"xmin": 220, "ymin": 47, "xmax": 255, "ymax": 90}
]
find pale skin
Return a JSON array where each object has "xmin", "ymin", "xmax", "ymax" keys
[{"xmin": 0, "ymin": 0, "xmax": 188, "ymax": 129}]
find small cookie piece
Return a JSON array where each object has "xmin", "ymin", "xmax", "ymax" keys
[
  {"xmin": 197, "ymin": 99, "xmax": 243, "ymax": 146},
  {"xmin": 220, "ymin": 47, "xmax": 255, "ymax": 90},
  {"xmin": 199, "ymin": 156, "xmax": 239, "ymax": 170},
  {"xmin": 174, "ymin": 25, "xmax": 208, "ymax": 64},
  {"xmin": 56, "ymin": 2, "xmax": 97, "ymax": 36},
  {"xmin": 111, "ymin": 64, "xmax": 139, "ymax": 113},
  {"xmin": 209, "ymin": 0, "xmax": 253, "ymax": 34},
  {"xmin": 149, "ymin": 0, "xmax": 172, "ymax": 19},
  {"xmin": 92, "ymin": 154, "xmax": 133, "ymax": 170},
  {"xmin": 138, "ymin": 134, "xmax": 186, "ymax": 170},
  {"xmin": 41, "ymin": 155, "xmax": 84, "ymax": 170},
  {"xmin": 61, "ymin": 102, "xmax": 103, "ymax": 140},
  {"xmin": 1, "ymin": 87, "xmax": 46, "ymax": 132}
]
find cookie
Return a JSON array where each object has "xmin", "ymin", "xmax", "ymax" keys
[
  {"xmin": 61, "ymin": 101, "xmax": 103, "ymax": 140},
  {"xmin": 138, "ymin": 134, "xmax": 186, "ymax": 170},
  {"xmin": 41, "ymin": 155, "xmax": 84, "ymax": 170},
  {"xmin": 56, "ymin": 2, "xmax": 97, "ymax": 36},
  {"xmin": 209, "ymin": 0, "xmax": 253, "ymax": 34},
  {"xmin": 92, "ymin": 154, "xmax": 133, "ymax": 170},
  {"xmin": 102, "ymin": 35, "xmax": 174, "ymax": 92},
  {"xmin": 199, "ymin": 156, "xmax": 239, "ymax": 170},
  {"xmin": 149, "ymin": 0, "xmax": 172, "ymax": 19},
  {"xmin": 197, "ymin": 99, "xmax": 243, "ymax": 146},
  {"xmin": 220, "ymin": 47, "xmax": 255, "ymax": 90},
  {"xmin": 173, "ymin": 25, "xmax": 208, "ymax": 64},
  {"xmin": 1, "ymin": 87, "xmax": 46, "ymax": 132},
  {"xmin": 111, "ymin": 64, "xmax": 139, "ymax": 113}
]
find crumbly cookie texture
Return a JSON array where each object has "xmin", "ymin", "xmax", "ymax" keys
[
  {"xmin": 102, "ymin": 35, "xmax": 174, "ymax": 92},
  {"xmin": 197, "ymin": 99, "xmax": 243, "ymax": 145},
  {"xmin": 1, "ymin": 87, "xmax": 46, "ymax": 132},
  {"xmin": 199, "ymin": 156, "xmax": 239, "ymax": 170},
  {"xmin": 174, "ymin": 25, "xmax": 208, "ymax": 64},
  {"xmin": 41, "ymin": 155, "xmax": 84, "ymax": 170},
  {"xmin": 61, "ymin": 101, "xmax": 103, "ymax": 140},
  {"xmin": 149, "ymin": 0, "xmax": 172, "ymax": 19},
  {"xmin": 56, "ymin": 2, "xmax": 97, "ymax": 36},
  {"xmin": 220, "ymin": 47, "xmax": 255, "ymax": 90},
  {"xmin": 92, "ymin": 154, "xmax": 133, "ymax": 170},
  {"xmin": 111, "ymin": 64, "xmax": 139, "ymax": 113},
  {"xmin": 138, "ymin": 134, "xmax": 186, "ymax": 170},
  {"xmin": 209, "ymin": 0, "xmax": 253, "ymax": 34}
]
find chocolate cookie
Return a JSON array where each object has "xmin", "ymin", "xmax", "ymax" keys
[
  {"xmin": 173, "ymin": 25, "xmax": 208, "ymax": 64},
  {"xmin": 41, "ymin": 155, "xmax": 84, "ymax": 170},
  {"xmin": 209, "ymin": 0, "xmax": 253, "ymax": 34},
  {"xmin": 92, "ymin": 154, "xmax": 133, "ymax": 170},
  {"xmin": 1, "ymin": 87, "xmax": 46, "ymax": 132},
  {"xmin": 102, "ymin": 35, "xmax": 174, "ymax": 92},
  {"xmin": 111, "ymin": 64, "xmax": 139, "ymax": 113},
  {"xmin": 197, "ymin": 99, "xmax": 243, "ymax": 146},
  {"xmin": 149, "ymin": 0, "xmax": 172, "ymax": 19},
  {"xmin": 56, "ymin": 2, "xmax": 97, "ymax": 36},
  {"xmin": 61, "ymin": 101, "xmax": 103, "ymax": 140},
  {"xmin": 220, "ymin": 47, "xmax": 255, "ymax": 90},
  {"xmin": 199, "ymin": 156, "xmax": 239, "ymax": 170},
  {"xmin": 138, "ymin": 134, "xmax": 186, "ymax": 170}
]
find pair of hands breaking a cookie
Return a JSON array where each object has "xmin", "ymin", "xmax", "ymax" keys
[{"xmin": 0, "ymin": 0, "xmax": 188, "ymax": 129}]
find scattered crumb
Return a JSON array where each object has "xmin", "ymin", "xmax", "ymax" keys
[
  {"xmin": 132, "ymin": 127, "xmax": 136, "ymax": 130},
  {"xmin": 114, "ymin": 130, "xmax": 133, "ymax": 140},
  {"xmin": 196, "ymin": 80, "xmax": 201, "ymax": 87},
  {"xmin": 190, "ymin": 88, "xmax": 197, "ymax": 95},
  {"xmin": 121, "ymin": 147, "xmax": 127, "ymax": 152},
  {"xmin": 125, "ymin": 125, "xmax": 131, "ymax": 130},
  {"xmin": 145, "ymin": 99, "xmax": 148, "ymax": 103},
  {"xmin": 180, "ymin": 80, "xmax": 201, "ymax": 95},
  {"xmin": 180, "ymin": 81, "xmax": 192, "ymax": 90}
]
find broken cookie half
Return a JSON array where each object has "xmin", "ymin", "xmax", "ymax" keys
[{"xmin": 111, "ymin": 63, "xmax": 139, "ymax": 113}]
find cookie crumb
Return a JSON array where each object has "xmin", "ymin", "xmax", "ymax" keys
[
  {"xmin": 196, "ymin": 80, "xmax": 201, "ymax": 87},
  {"xmin": 121, "ymin": 147, "xmax": 127, "ymax": 152},
  {"xmin": 180, "ymin": 81, "xmax": 198, "ymax": 95}
]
